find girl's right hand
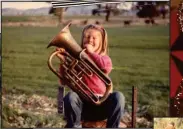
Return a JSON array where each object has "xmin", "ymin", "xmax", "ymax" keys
[
  {"xmin": 56, "ymin": 48, "xmax": 65, "ymax": 52},
  {"xmin": 56, "ymin": 48, "xmax": 65, "ymax": 61}
]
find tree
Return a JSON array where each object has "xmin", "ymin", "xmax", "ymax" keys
[
  {"xmin": 49, "ymin": 7, "xmax": 67, "ymax": 24},
  {"xmin": 136, "ymin": 1, "xmax": 169, "ymax": 19},
  {"xmin": 136, "ymin": 1, "xmax": 169, "ymax": 24},
  {"xmin": 92, "ymin": 3, "xmax": 120, "ymax": 22},
  {"xmin": 136, "ymin": 2, "xmax": 158, "ymax": 19}
]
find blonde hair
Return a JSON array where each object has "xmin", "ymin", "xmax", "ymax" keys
[{"xmin": 81, "ymin": 24, "xmax": 108, "ymax": 56}]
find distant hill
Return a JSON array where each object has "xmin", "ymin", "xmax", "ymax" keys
[
  {"xmin": 2, "ymin": 8, "xmax": 24, "ymax": 16},
  {"xmin": 2, "ymin": 6, "xmax": 97, "ymax": 16},
  {"xmin": 2, "ymin": 7, "xmax": 50, "ymax": 16}
]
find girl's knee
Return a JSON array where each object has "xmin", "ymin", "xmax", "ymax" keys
[
  {"xmin": 113, "ymin": 91, "xmax": 125, "ymax": 101},
  {"xmin": 112, "ymin": 91, "xmax": 125, "ymax": 106},
  {"xmin": 64, "ymin": 92, "xmax": 79, "ymax": 103}
]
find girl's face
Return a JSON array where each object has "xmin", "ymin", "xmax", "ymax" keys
[{"xmin": 83, "ymin": 28, "xmax": 102, "ymax": 54}]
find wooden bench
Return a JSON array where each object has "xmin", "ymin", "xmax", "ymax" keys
[{"xmin": 82, "ymin": 119, "xmax": 128, "ymax": 128}]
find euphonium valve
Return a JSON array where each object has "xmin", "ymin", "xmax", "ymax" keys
[{"xmin": 47, "ymin": 22, "xmax": 113, "ymax": 105}]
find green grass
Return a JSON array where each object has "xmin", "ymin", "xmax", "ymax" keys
[
  {"xmin": 2, "ymin": 16, "xmax": 39, "ymax": 22},
  {"xmin": 2, "ymin": 15, "xmax": 110, "ymax": 23},
  {"xmin": 2, "ymin": 24, "xmax": 169, "ymax": 127},
  {"xmin": 2, "ymin": 104, "xmax": 65, "ymax": 128}
]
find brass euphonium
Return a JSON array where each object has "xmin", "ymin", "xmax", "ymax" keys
[{"xmin": 47, "ymin": 22, "xmax": 113, "ymax": 105}]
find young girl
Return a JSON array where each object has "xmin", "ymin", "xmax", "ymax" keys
[{"xmin": 61, "ymin": 24, "xmax": 125, "ymax": 128}]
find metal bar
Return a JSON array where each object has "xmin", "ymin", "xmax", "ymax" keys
[
  {"xmin": 57, "ymin": 86, "xmax": 65, "ymax": 114},
  {"xmin": 52, "ymin": 1, "xmax": 122, "ymax": 8},
  {"xmin": 132, "ymin": 86, "xmax": 137, "ymax": 128}
]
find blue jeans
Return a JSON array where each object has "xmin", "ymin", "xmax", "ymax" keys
[{"xmin": 63, "ymin": 91, "xmax": 125, "ymax": 128}]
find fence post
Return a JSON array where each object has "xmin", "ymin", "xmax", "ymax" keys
[
  {"xmin": 132, "ymin": 86, "xmax": 137, "ymax": 128},
  {"xmin": 58, "ymin": 86, "xmax": 65, "ymax": 114}
]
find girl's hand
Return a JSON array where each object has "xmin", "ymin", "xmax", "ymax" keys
[
  {"xmin": 85, "ymin": 44, "xmax": 94, "ymax": 54},
  {"xmin": 56, "ymin": 48, "xmax": 65, "ymax": 61},
  {"xmin": 56, "ymin": 48, "xmax": 65, "ymax": 53}
]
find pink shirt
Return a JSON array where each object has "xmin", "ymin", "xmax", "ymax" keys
[
  {"xmin": 59, "ymin": 52, "xmax": 112, "ymax": 95},
  {"xmin": 83, "ymin": 52, "xmax": 112, "ymax": 95}
]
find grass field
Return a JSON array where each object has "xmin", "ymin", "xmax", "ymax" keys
[
  {"xmin": 1, "ymin": 16, "xmax": 104, "ymax": 23},
  {"xmin": 2, "ymin": 22, "xmax": 169, "ymax": 127}
]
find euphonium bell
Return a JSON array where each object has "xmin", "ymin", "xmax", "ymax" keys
[
  {"xmin": 47, "ymin": 22, "xmax": 113, "ymax": 105},
  {"xmin": 47, "ymin": 22, "xmax": 82, "ymax": 58}
]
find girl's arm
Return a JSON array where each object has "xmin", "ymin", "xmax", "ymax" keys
[{"xmin": 87, "ymin": 52, "xmax": 112, "ymax": 74}]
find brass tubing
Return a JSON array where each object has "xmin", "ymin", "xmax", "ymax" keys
[
  {"xmin": 69, "ymin": 69, "xmax": 99, "ymax": 101},
  {"xmin": 66, "ymin": 71, "xmax": 99, "ymax": 103},
  {"xmin": 80, "ymin": 51, "xmax": 111, "ymax": 86}
]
